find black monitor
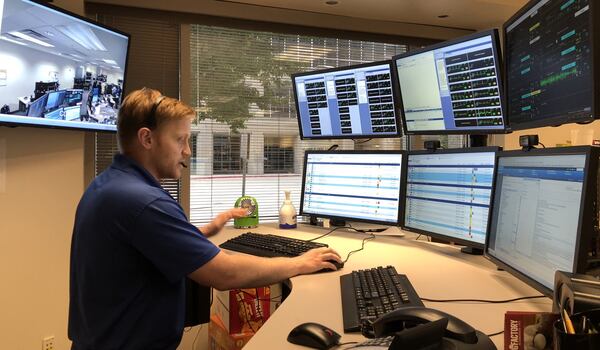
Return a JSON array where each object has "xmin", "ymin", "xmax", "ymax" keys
[
  {"xmin": 402, "ymin": 147, "xmax": 499, "ymax": 254},
  {"xmin": 504, "ymin": 0, "xmax": 598, "ymax": 130},
  {"xmin": 292, "ymin": 61, "xmax": 402, "ymax": 139},
  {"xmin": 299, "ymin": 150, "xmax": 405, "ymax": 226},
  {"xmin": 486, "ymin": 146, "xmax": 600, "ymax": 296},
  {"xmin": 0, "ymin": 0, "xmax": 129, "ymax": 132},
  {"xmin": 392, "ymin": 30, "xmax": 506, "ymax": 135}
]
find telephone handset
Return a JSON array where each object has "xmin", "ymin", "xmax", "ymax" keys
[{"xmin": 353, "ymin": 306, "xmax": 496, "ymax": 350}]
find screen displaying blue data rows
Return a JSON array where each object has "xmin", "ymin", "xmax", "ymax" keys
[
  {"xmin": 404, "ymin": 152, "xmax": 496, "ymax": 244},
  {"xmin": 487, "ymin": 154, "xmax": 585, "ymax": 289},
  {"xmin": 302, "ymin": 153, "xmax": 403, "ymax": 223}
]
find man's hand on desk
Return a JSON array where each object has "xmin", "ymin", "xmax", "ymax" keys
[
  {"xmin": 199, "ymin": 208, "xmax": 249, "ymax": 237},
  {"xmin": 294, "ymin": 247, "xmax": 343, "ymax": 274}
]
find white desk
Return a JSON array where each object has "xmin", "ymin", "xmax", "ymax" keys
[{"xmin": 212, "ymin": 223, "xmax": 552, "ymax": 349}]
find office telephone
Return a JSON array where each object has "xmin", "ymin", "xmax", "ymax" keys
[{"xmin": 352, "ymin": 306, "xmax": 496, "ymax": 350}]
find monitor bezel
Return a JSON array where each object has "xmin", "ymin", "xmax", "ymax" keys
[
  {"xmin": 0, "ymin": 0, "xmax": 131, "ymax": 133},
  {"xmin": 502, "ymin": 0, "xmax": 599, "ymax": 131},
  {"xmin": 299, "ymin": 149, "xmax": 406, "ymax": 226},
  {"xmin": 291, "ymin": 60, "xmax": 403, "ymax": 140},
  {"xmin": 400, "ymin": 146, "xmax": 501, "ymax": 249},
  {"xmin": 484, "ymin": 146, "xmax": 599, "ymax": 296},
  {"xmin": 391, "ymin": 29, "xmax": 507, "ymax": 135}
]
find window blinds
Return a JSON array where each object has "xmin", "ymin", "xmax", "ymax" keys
[
  {"xmin": 89, "ymin": 11, "xmax": 181, "ymax": 202},
  {"xmin": 189, "ymin": 26, "xmax": 408, "ymax": 225}
]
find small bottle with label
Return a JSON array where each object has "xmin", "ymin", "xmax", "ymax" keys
[{"xmin": 279, "ymin": 190, "xmax": 297, "ymax": 229}]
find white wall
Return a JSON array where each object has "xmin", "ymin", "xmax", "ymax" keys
[
  {"xmin": 492, "ymin": 119, "xmax": 600, "ymax": 151},
  {"xmin": 0, "ymin": 126, "xmax": 85, "ymax": 349},
  {"xmin": 0, "ymin": 41, "xmax": 79, "ymax": 110}
]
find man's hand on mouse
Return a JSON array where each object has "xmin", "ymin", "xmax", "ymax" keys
[{"xmin": 294, "ymin": 247, "xmax": 343, "ymax": 274}]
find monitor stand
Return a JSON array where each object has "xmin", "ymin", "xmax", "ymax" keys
[
  {"xmin": 460, "ymin": 246, "xmax": 483, "ymax": 255},
  {"xmin": 348, "ymin": 222, "xmax": 390, "ymax": 233},
  {"xmin": 469, "ymin": 134, "xmax": 488, "ymax": 147},
  {"xmin": 330, "ymin": 218, "xmax": 346, "ymax": 227}
]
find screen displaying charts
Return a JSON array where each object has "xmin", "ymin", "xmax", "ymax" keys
[
  {"xmin": 404, "ymin": 150, "xmax": 496, "ymax": 245},
  {"xmin": 292, "ymin": 62, "xmax": 401, "ymax": 139},
  {"xmin": 301, "ymin": 152, "xmax": 403, "ymax": 224},
  {"xmin": 394, "ymin": 30, "xmax": 505, "ymax": 134},
  {"xmin": 504, "ymin": 0, "xmax": 593, "ymax": 129}
]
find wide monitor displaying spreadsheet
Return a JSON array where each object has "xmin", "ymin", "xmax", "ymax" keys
[
  {"xmin": 292, "ymin": 61, "xmax": 402, "ymax": 139},
  {"xmin": 393, "ymin": 29, "xmax": 506, "ymax": 134},
  {"xmin": 504, "ymin": 0, "xmax": 598, "ymax": 130},
  {"xmin": 402, "ymin": 148, "xmax": 498, "ymax": 251},
  {"xmin": 486, "ymin": 146, "xmax": 599, "ymax": 295},
  {"xmin": 300, "ymin": 151, "xmax": 404, "ymax": 225}
]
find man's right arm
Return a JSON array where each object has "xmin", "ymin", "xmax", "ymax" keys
[{"xmin": 187, "ymin": 247, "xmax": 342, "ymax": 290}]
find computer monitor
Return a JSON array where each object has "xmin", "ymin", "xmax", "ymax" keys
[
  {"xmin": 292, "ymin": 61, "xmax": 402, "ymax": 140},
  {"xmin": 0, "ymin": 0, "xmax": 129, "ymax": 132},
  {"xmin": 504, "ymin": 0, "xmax": 598, "ymax": 130},
  {"xmin": 65, "ymin": 90, "xmax": 83, "ymax": 106},
  {"xmin": 392, "ymin": 30, "xmax": 506, "ymax": 135},
  {"xmin": 486, "ymin": 146, "xmax": 600, "ymax": 296},
  {"xmin": 299, "ymin": 150, "xmax": 405, "ymax": 226},
  {"xmin": 27, "ymin": 94, "xmax": 47, "ymax": 118},
  {"xmin": 45, "ymin": 91, "xmax": 66, "ymax": 111},
  {"xmin": 402, "ymin": 147, "xmax": 498, "ymax": 254}
]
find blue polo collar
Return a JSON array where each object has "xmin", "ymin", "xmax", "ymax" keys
[{"xmin": 111, "ymin": 153, "xmax": 163, "ymax": 190}]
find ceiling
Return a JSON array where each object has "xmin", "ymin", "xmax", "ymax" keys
[
  {"xmin": 213, "ymin": 0, "xmax": 528, "ymax": 30},
  {"xmin": 1, "ymin": 0, "xmax": 128, "ymax": 72},
  {"xmin": 88, "ymin": 0, "xmax": 529, "ymax": 32}
]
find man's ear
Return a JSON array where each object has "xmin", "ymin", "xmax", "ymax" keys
[{"xmin": 137, "ymin": 127, "xmax": 153, "ymax": 150}]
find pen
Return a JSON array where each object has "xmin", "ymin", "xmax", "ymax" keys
[
  {"xmin": 562, "ymin": 309, "xmax": 575, "ymax": 334},
  {"xmin": 560, "ymin": 309, "xmax": 568, "ymax": 333},
  {"xmin": 582, "ymin": 316, "xmax": 587, "ymax": 334},
  {"xmin": 588, "ymin": 321, "xmax": 598, "ymax": 334}
]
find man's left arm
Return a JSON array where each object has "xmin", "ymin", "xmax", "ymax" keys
[{"xmin": 199, "ymin": 208, "xmax": 248, "ymax": 237}]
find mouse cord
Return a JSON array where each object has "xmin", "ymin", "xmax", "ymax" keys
[
  {"xmin": 191, "ymin": 326, "xmax": 203, "ymax": 349},
  {"xmin": 487, "ymin": 330, "xmax": 504, "ymax": 337},
  {"xmin": 306, "ymin": 226, "xmax": 352, "ymax": 242},
  {"xmin": 337, "ymin": 341, "xmax": 359, "ymax": 348},
  {"xmin": 420, "ymin": 295, "xmax": 546, "ymax": 303},
  {"xmin": 254, "ymin": 288, "xmax": 264, "ymax": 324},
  {"xmin": 239, "ymin": 289, "xmax": 282, "ymax": 302},
  {"xmin": 343, "ymin": 232, "xmax": 376, "ymax": 263},
  {"xmin": 236, "ymin": 289, "xmax": 258, "ymax": 333}
]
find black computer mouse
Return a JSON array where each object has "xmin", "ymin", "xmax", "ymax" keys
[
  {"xmin": 287, "ymin": 322, "xmax": 341, "ymax": 349},
  {"xmin": 317, "ymin": 260, "xmax": 344, "ymax": 273}
]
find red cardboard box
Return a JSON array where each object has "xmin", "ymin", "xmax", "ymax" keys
[
  {"xmin": 212, "ymin": 284, "xmax": 282, "ymax": 334},
  {"xmin": 208, "ymin": 314, "xmax": 253, "ymax": 350},
  {"xmin": 504, "ymin": 311, "xmax": 559, "ymax": 350}
]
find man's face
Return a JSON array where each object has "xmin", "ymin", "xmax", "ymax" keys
[{"xmin": 149, "ymin": 116, "xmax": 192, "ymax": 180}]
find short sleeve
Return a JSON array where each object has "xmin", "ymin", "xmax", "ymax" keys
[{"xmin": 131, "ymin": 198, "xmax": 220, "ymax": 283}]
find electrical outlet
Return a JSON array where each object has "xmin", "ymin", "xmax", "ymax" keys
[{"xmin": 42, "ymin": 336, "xmax": 55, "ymax": 350}]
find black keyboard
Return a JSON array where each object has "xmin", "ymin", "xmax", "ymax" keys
[
  {"xmin": 340, "ymin": 266, "xmax": 424, "ymax": 332},
  {"xmin": 219, "ymin": 232, "xmax": 328, "ymax": 257}
]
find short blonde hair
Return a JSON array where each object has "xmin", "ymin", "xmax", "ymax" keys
[{"xmin": 117, "ymin": 88, "xmax": 195, "ymax": 150}]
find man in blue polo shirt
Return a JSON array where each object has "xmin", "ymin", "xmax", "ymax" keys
[{"xmin": 68, "ymin": 88, "xmax": 342, "ymax": 349}]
